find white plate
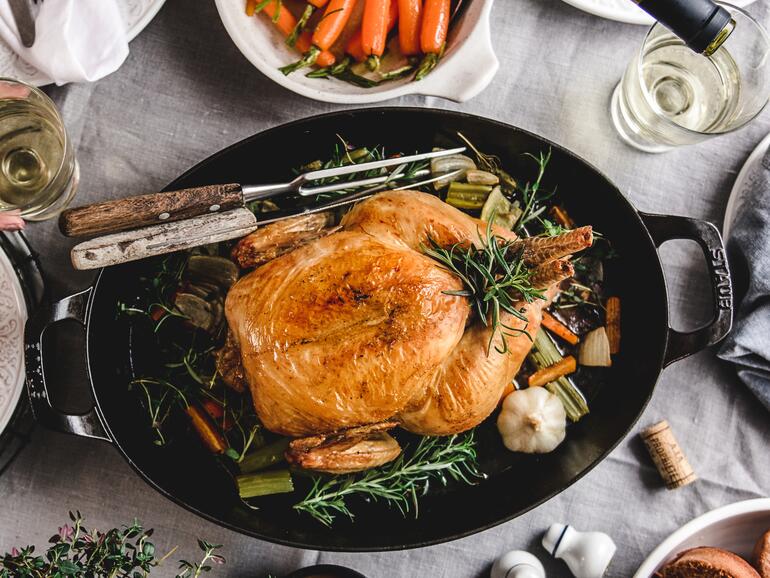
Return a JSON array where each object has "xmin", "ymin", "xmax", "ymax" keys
[
  {"xmin": 723, "ymin": 131, "xmax": 770, "ymax": 238},
  {"xmin": 0, "ymin": 0, "xmax": 167, "ymax": 86},
  {"xmin": 559, "ymin": 0, "xmax": 756, "ymax": 26},
  {"xmin": 0, "ymin": 244, "xmax": 27, "ymax": 436},
  {"xmin": 634, "ymin": 498, "xmax": 770, "ymax": 577}
]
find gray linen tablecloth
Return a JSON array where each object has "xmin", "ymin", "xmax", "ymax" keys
[{"xmin": 2, "ymin": 0, "xmax": 769, "ymax": 576}]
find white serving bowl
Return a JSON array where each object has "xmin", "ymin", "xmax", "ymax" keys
[
  {"xmin": 634, "ymin": 498, "xmax": 770, "ymax": 577},
  {"xmin": 214, "ymin": 0, "xmax": 499, "ymax": 103}
]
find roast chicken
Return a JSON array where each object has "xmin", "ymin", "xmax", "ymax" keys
[{"xmin": 222, "ymin": 190, "xmax": 592, "ymax": 473}]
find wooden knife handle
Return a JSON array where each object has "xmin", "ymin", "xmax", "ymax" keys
[{"xmin": 59, "ymin": 183, "xmax": 244, "ymax": 238}]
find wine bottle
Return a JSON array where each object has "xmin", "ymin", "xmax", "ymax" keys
[{"xmin": 633, "ymin": 0, "xmax": 735, "ymax": 55}]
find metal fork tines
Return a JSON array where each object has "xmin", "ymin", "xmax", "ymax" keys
[{"xmin": 241, "ymin": 146, "xmax": 466, "ymax": 202}]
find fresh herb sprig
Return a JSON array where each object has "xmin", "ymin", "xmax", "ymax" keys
[
  {"xmin": 294, "ymin": 432, "xmax": 482, "ymax": 527},
  {"xmin": 301, "ymin": 137, "xmax": 429, "ymax": 199},
  {"xmin": 0, "ymin": 512, "xmax": 224, "ymax": 578},
  {"xmin": 423, "ymin": 219, "xmax": 545, "ymax": 354},
  {"xmin": 512, "ymin": 150, "xmax": 553, "ymax": 234}
]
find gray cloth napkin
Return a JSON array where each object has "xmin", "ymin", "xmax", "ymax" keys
[{"xmin": 718, "ymin": 145, "xmax": 770, "ymax": 412}]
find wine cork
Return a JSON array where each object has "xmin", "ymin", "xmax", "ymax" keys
[{"xmin": 640, "ymin": 420, "xmax": 697, "ymax": 489}]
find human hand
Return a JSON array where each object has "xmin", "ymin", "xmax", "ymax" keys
[{"xmin": 0, "ymin": 209, "xmax": 25, "ymax": 231}]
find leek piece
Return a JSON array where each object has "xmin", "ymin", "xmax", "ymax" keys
[{"xmin": 480, "ymin": 186, "xmax": 522, "ymax": 229}]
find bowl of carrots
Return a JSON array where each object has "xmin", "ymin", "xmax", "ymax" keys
[{"xmin": 214, "ymin": 0, "xmax": 499, "ymax": 103}]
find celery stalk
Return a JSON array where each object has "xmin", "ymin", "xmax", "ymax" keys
[
  {"xmin": 531, "ymin": 330, "xmax": 589, "ymax": 422},
  {"xmin": 239, "ymin": 438, "xmax": 291, "ymax": 473},
  {"xmin": 236, "ymin": 469, "xmax": 294, "ymax": 499}
]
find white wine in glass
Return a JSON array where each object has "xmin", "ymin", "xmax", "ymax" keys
[
  {"xmin": 611, "ymin": 2, "xmax": 770, "ymax": 153},
  {"xmin": 0, "ymin": 79, "xmax": 78, "ymax": 220}
]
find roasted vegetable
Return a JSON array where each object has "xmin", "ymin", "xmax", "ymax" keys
[{"xmin": 497, "ymin": 387, "xmax": 566, "ymax": 453}]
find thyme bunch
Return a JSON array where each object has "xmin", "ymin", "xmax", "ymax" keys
[
  {"xmin": 294, "ymin": 432, "xmax": 482, "ymax": 527},
  {"xmin": 0, "ymin": 512, "xmax": 224, "ymax": 578},
  {"xmin": 422, "ymin": 219, "xmax": 545, "ymax": 354}
]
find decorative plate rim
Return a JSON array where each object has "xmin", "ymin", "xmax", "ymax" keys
[
  {"xmin": 0, "ymin": 246, "xmax": 27, "ymax": 436},
  {"xmin": 723, "ymin": 131, "xmax": 770, "ymax": 238}
]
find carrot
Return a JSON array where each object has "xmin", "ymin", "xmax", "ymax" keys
[
  {"xmin": 287, "ymin": 3, "xmax": 315, "ymax": 47},
  {"xmin": 313, "ymin": 0, "xmax": 358, "ymax": 51},
  {"xmin": 362, "ymin": 0, "xmax": 397, "ymax": 63},
  {"xmin": 201, "ymin": 398, "xmax": 224, "ymax": 420},
  {"xmin": 281, "ymin": 0, "xmax": 354, "ymax": 74},
  {"xmin": 605, "ymin": 296, "xmax": 621, "ymax": 354},
  {"xmin": 260, "ymin": 0, "xmax": 297, "ymax": 37},
  {"xmin": 246, "ymin": 0, "xmax": 258, "ymax": 16},
  {"xmin": 296, "ymin": 31, "xmax": 336, "ymax": 67},
  {"xmin": 414, "ymin": 0, "xmax": 449, "ymax": 80},
  {"xmin": 542, "ymin": 310, "xmax": 579, "ymax": 346},
  {"xmin": 551, "ymin": 205, "xmax": 576, "ymax": 229},
  {"xmin": 397, "ymin": 0, "xmax": 422, "ymax": 55},
  {"xmin": 346, "ymin": 29, "xmax": 367, "ymax": 61},
  {"xmin": 308, "ymin": 0, "xmax": 330, "ymax": 6},
  {"xmin": 420, "ymin": 0, "xmax": 449, "ymax": 54},
  {"xmin": 186, "ymin": 405, "xmax": 228, "ymax": 454},
  {"xmin": 528, "ymin": 355, "xmax": 577, "ymax": 388}
]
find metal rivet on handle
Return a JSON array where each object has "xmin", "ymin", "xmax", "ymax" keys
[
  {"xmin": 159, "ymin": 212, "xmax": 170, "ymax": 220},
  {"xmin": 209, "ymin": 204, "xmax": 221, "ymax": 212}
]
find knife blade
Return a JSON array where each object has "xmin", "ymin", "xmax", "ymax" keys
[{"xmin": 8, "ymin": 0, "xmax": 35, "ymax": 48}]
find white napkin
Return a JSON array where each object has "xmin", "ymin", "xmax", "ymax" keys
[{"xmin": 0, "ymin": 0, "xmax": 129, "ymax": 85}]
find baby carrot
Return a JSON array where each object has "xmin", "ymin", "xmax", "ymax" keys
[
  {"xmin": 186, "ymin": 405, "xmax": 228, "ymax": 454},
  {"xmin": 245, "ymin": 0, "xmax": 258, "ymax": 16},
  {"xmin": 261, "ymin": 0, "xmax": 297, "ymax": 37},
  {"xmin": 362, "ymin": 0, "xmax": 398, "ymax": 69},
  {"xmin": 420, "ymin": 0, "xmax": 449, "ymax": 54},
  {"xmin": 282, "ymin": 0, "xmax": 355, "ymax": 74},
  {"xmin": 415, "ymin": 0, "xmax": 448, "ymax": 80},
  {"xmin": 397, "ymin": 0, "xmax": 422, "ymax": 55},
  {"xmin": 528, "ymin": 355, "xmax": 577, "ymax": 388},
  {"xmin": 313, "ymin": 0, "xmax": 358, "ymax": 51},
  {"xmin": 542, "ymin": 310, "xmax": 580, "ymax": 346},
  {"xmin": 296, "ymin": 31, "xmax": 336, "ymax": 67},
  {"xmin": 346, "ymin": 29, "xmax": 367, "ymax": 62}
]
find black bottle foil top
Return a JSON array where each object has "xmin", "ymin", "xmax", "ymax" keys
[{"xmin": 635, "ymin": 0, "xmax": 734, "ymax": 54}]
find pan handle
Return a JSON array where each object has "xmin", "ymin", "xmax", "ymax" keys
[
  {"xmin": 640, "ymin": 212, "xmax": 733, "ymax": 367},
  {"xmin": 24, "ymin": 287, "xmax": 111, "ymax": 441}
]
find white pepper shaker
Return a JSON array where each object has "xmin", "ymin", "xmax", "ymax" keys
[
  {"xmin": 541, "ymin": 523, "xmax": 616, "ymax": 578},
  {"xmin": 490, "ymin": 550, "xmax": 545, "ymax": 578}
]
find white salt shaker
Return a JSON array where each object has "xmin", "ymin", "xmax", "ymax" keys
[
  {"xmin": 490, "ymin": 550, "xmax": 545, "ymax": 578},
  {"xmin": 541, "ymin": 523, "xmax": 616, "ymax": 578}
]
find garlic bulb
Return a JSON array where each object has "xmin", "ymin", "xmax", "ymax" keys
[{"xmin": 497, "ymin": 387, "xmax": 566, "ymax": 453}]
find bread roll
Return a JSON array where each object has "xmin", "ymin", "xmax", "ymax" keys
[
  {"xmin": 754, "ymin": 529, "xmax": 770, "ymax": 578},
  {"xmin": 655, "ymin": 546, "xmax": 761, "ymax": 578}
]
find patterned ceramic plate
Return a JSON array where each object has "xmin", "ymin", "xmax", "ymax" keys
[
  {"xmin": 723, "ymin": 132, "xmax": 770, "ymax": 238},
  {"xmin": 0, "ymin": 0, "xmax": 166, "ymax": 86},
  {"xmin": 559, "ymin": 0, "xmax": 756, "ymax": 26},
  {"xmin": 0, "ymin": 243, "xmax": 27, "ymax": 436}
]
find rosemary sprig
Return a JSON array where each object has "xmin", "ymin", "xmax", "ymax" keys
[
  {"xmin": 422, "ymin": 219, "xmax": 545, "ymax": 354},
  {"xmin": 294, "ymin": 432, "xmax": 482, "ymax": 527},
  {"xmin": 302, "ymin": 137, "xmax": 429, "ymax": 199}
]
